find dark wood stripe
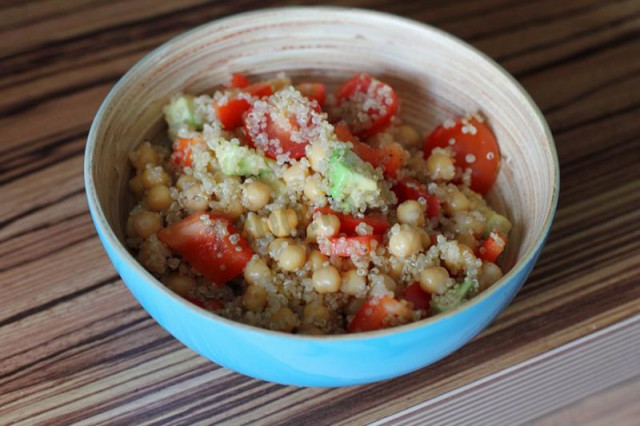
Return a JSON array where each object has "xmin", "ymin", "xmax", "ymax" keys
[
  {"xmin": 465, "ymin": 0, "xmax": 621, "ymax": 42},
  {"xmin": 0, "ymin": 187, "xmax": 84, "ymax": 229},
  {"xmin": 0, "ymin": 275, "xmax": 119, "ymax": 328},
  {"xmin": 0, "ymin": 210, "xmax": 87, "ymax": 245},
  {"xmin": 512, "ymin": 26, "xmax": 640, "ymax": 78}
]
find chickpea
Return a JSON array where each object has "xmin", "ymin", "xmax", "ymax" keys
[
  {"xmin": 397, "ymin": 200, "xmax": 425, "ymax": 227},
  {"xmin": 181, "ymin": 183, "xmax": 209, "ymax": 212},
  {"xmin": 426, "ymin": 151, "xmax": 455, "ymax": 181},
  {"xmin": 268, "ymin": 208, "xmax": 298, "ymax": 237},
  {"xmin": 396, "ymin": 124, "xmax": 421, "ymax": 147},
  {"xmin": 243, "ymin": 181, "xmax": 271, "ymax": 211},
  {"xmin": 307, "ymin": 142, "xmax": 327, "ymax": 172},
  {"xmin": 308, "ymin": 250, "xmax": 329, "ymax": 270},
  {"xmin": 445, "ymin": 190, "xmax": 470, "ymax": 214},
  {"xmin": 307, "ymin": 214, "xmax": 340, "ymax": 242},
  {"xmin": 303, "ymin": 303, "xmax": 331, "ymax": 326},
  {"xmin": 278, "ymin": 244, "xmax": 307, "ymax": 272},
  {"xmin": 269, "ymin": 238, "xmax": 294, "ymax": 259},
  {"xmin": 303, "ymin": 177, "xmax": 326, "ymax": 205},
  {"xmin": 129, "ymin": 174, "xmax": 145, "ymax": 198},
  {"xmin": 130, "ymin": 142, "xmax": 158, "ymax": 171},
  {"xmin": 243, "ymin": 285, "xmax": 268, "ymax": 312},
  {"xmin": 146, "ymin": 185, "xmax": 172, "ymax": 211},
  {"xmin": 312, "ymin": 266, "xmax": 341, "ymax": 294},
  {"xmin": 387, "ymin": 257, "xmax": 404, "ymax": 279},
  {"xmin": 282, "ymin": 163, "xmax": 309, "ymax": 190},
  {"xmin": 176, "ymin": 175, "xmax": 197, "ymax": 191},
  {"xmin": 457, "ymin": 232, "xmax": 478, "ymax": 252},
  {"xmin": 165, "ymin": 273, "xmax": 196, "ymax": 297},
  {"xmin": 453, "ymin": 212, "xmax": 485, "ymax": 236},
  {"xmin": 270, "ymin": 306, "xmax": 298, "ymax": 332},
  {"xmin": 418, "ymin": 229, "xmax": 432, "ymax": 249},
  {"xmin": 130, "ymin": 210, "xmax": 162, "ymax": 239},
  {"xmin": 388, "ymin": 224, "xmax": 423, "ymax": 258},
  {"xmin": 380, "ymin": 274, "xmax": 397, "ymax": 293},
  {"xmin": 244, "ymin": 213, "xmax": 271, "ymax": 239},
  {"xmin": 141, "ymin": 166, "xmax": 170, "ymax": 189},
  {"xmin": 479, "ymin": 262, "xmax": 503, "ymax": 291},
  {"xmin": 442, "ymin": 242, "xmax": 476, "ymax": 275},
  {"xmin": 243, "ymin": 257, "xmax": 271, "ymax": 286},
  {"xmin": 418, "ymin": 266, "xmax": 449, "ymax": 294},
  {"xmin": 223, "ymin": 197, "xmax": 244, "ymax": 219},
  {"xmin": 341, "ymin": 269, "xmax": 367, "ymax": 296}
]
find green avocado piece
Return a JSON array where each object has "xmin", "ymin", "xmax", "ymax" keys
[
  {"xmin": 431, "ymin": 279, "xmax": 476, "ymax": 314},
  {"xmin": 164, "ymin": 95, "xmax": 203, "ymax": 136},
  {"xmin": 214, "ymin": 141, "xmax": 271, "ymax": 176},
  {"xmin": 483, "ymin": 211, "xmax": 512, "ymax": 239},
  {"xmin": 326, "ymin": 147, "xmax": 379, "ymax": 211}
]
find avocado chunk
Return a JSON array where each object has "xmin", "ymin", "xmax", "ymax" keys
[
  {"xmin": 326, "ymin": 147, "xmax": 381, "ymax": 211},
  {"xmin": 483, "ymin": 211, "xmax": 512, "ymax": 239},
  {"xmin": 214, "ymin": 140, "xmax": 271, "ymax": 176},
  {"xmin": 164, "ymin": 95, "xmax": 203, "ymax": 137},
  {"xmin": 431, "ymin": 278, "xmax": 476, "ymax": 314}
]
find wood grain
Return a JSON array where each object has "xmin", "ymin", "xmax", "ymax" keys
[{"xmin": 1, "ymin": 0, "xmax": 639, "ymax": 424}]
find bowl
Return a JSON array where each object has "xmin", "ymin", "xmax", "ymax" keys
[{"xmin": 84, "ymin": 7, "xmax": 559, "ymax": 387}]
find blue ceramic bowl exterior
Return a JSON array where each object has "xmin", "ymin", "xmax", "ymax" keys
[
  {"xmin": 85, "ymin": 8, "xmax": 559, "ymax": 387},
  {"xmin": 92, "ymin": 207, "xmax": 545, "ymax": 386}
]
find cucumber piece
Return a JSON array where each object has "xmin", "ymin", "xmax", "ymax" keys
[
  {"xmin": 164, "ymin": 95, "xmax": 203, "ymax": 136},
  {"xmin": 483, "ymin": 211, "xmax": 512, "ymax": 239},
  {"xmin": 214, "ymin": 141, "xmax": 271, "ymax": 176}
]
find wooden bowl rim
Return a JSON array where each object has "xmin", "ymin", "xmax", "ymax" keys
[{"xmin": 84, "ymin": 6, "xmax": 560, "ymax": 340}]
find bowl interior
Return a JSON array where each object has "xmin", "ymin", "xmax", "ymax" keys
[{"xmin": 87, "ymin": 8, "xmax": 557, "ymax": 285}]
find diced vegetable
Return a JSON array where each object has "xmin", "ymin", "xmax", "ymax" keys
[
  {"xmin": 348, "ymin": 296, "xmax": 412, "ymax": 332},
  {"xmin": 326, "ymin": 146, "xmax": 382, "ymax": 211},
  {"xmin": 336, "ymin": 73, "xmax": 399, "ymax": 138},
  {"xmin": 171, "ymin": 137, "xmax": 206, "ymax": 168},
  {"xmin": 315, "ymin": 207, "xmax": 390, "ymax": 235},
  {"xmin": 391, "ymin": 178, "xmax": 441, "ymax": 219},
  {"xmin": 424, "ymin": 116, "xmax": 500, "ymax": 194},
  {"xmin": 334, "ymin": 123, "xmax": 406, "ymax": 178},
  {"xmin": 402, "ymin": 282, "xmax": 432, "ymax": 311},
  {"xmin": 318, "ymin": 235, "xmax": 382, "ymax": 257},
  {"xmin": 478, "ymin": 232, "xmax": 507, "ymax": 263},
  {"xmin": 244, "ymin": 82, "xmax": 274, "ymax": 98},
  {"xmin": 164, "ymin": 95, "xmax": 202, "ymax": 137},
  {"xmin": 483, "ymin": 212, "xmax": 512, "ymax": 238},
  {"xmin": 296, "ymin": 82, "xmax": 326, "ymax": 106},
  {"xmin": 230, "ymin": 73, "xmax": 250, "ymax": 89},
  {"xmin": 213, "ymin": 140, "xmax": 271, "ymax": 176},
  {"xmin": 244, "ymin": 88, "xmax": 319, "ymax": 160},
  {"xmin": 431, "ymin": 278, "xmax": 475, "ymax": 314},
  {"xmin": 157, "ymin": 212, "xmax": 253, "ymax": 285},
  {"xmin": 215, "ymin": 98, "xmax": 251, "ymax": 130}
]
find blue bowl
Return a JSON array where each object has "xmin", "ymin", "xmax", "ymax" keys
[{"xmin": 85, "ymin": 7, "xmax": 559, "ymax": 387}]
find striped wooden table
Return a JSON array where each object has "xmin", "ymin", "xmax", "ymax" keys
[{"xmin": 1, "ymin": 0, "xmax": 639, "ymax": 424}]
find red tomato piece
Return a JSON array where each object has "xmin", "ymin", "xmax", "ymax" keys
[
  {"xmin": 244, "ymin": 91, "xmax": 321, "ymax": 160},
  {"xmin": 244, "ymin": 82, "xmax": 273, "ymax": 98},
  {"xmin": 391, "ymin": 178, "xmax": 441, "ymax": 219},
  {"xmin": 402, "ymin": 282, "xmax": 432, "ymax": 311},
  {"xmin": 334, "ymin": 123, "xmax": 406, "ymax": 178},
  {"xmin": 184, "ymin": 297, "xmax": 224, "ymax": 311},
  {"xmin": 230, "ymin": 73, "xmax": 250, "ymax": 89},
  {"xmin": 157, "ymin": 213, "xmax": 253, "ymax": 285},
  {"xmin": 314, "ymin": 207, "xmax": 390, "ymax": 235},
  {"xmin": 318, "ymin": 235, "xmax": 382, "ymax": 257},
  {"xmin": 424, "ymin": 116, "xmax": 500, "ymax": 194},
  {"xmin": 215, "ymin": 98, "xmax": 251, "ymax": 130},
  {"xmin": 171, "ymin": 137, "xmax": 206, "ymax": 168},
  {"xmin": 348, "ymin": 296, "xmax": 412, "ymax": 333},
  {"xmin": 185, "ymin": 296, "xmax": 205, "ymax": 309},
  {"xmin": 296, "ymin": 82, "xmax": 326, "ymax": 106},
  {"xmin": 336, "ymin": 73, "xmax": 399, "ymax": 138},
  {"xmin": 478, "ymin": 232, "xmax": 508, "ymax": 263}
]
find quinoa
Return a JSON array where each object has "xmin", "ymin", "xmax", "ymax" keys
[{"xmin": 125, "ymin": 72, "xmax": 512, "ymax": 335}]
